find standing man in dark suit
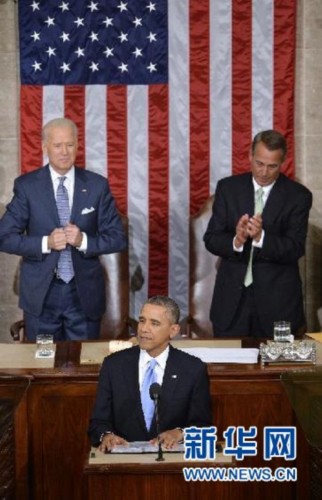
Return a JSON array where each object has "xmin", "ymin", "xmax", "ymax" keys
[
  {"xmin": 88, "ymin": 296, "xmax": 212, "ymax": 451},
  {"xmin": 0, "ymin": 118, "xmax": 127, "ymax": 341},
  {"xmin": 204, "ymin": 130, "xmax": 312, "ymax": 338}
]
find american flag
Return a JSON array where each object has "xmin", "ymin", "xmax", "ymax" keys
[{"xmin": 18, "ymin": 0, "xmax": 296, "ymax": 318}]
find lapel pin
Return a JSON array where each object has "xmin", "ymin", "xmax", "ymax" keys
[
  {"xmin": 171, "ymin": 374, "xmax": 177, "ymax": 379},
  {"xmin": 82, "ymin": 189, "xmax": 87, "ymax": 192}
]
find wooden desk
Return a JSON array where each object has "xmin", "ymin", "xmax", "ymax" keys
[{"xmin": 0, "ymin": 339, "xmax": 320, "ymax": 499}]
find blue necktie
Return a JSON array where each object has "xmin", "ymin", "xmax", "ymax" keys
[
  {"xmin": 56, "ymin": 176, "xmax": 74, "ymax": 283},
  {"xmin": 141, "ymin": 359, "xmax": 158, "ymax": 430}
]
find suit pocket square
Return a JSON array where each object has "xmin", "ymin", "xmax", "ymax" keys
[{"xmin": 81, "ymin": 207, "xmax": 95, "ymax": 215}]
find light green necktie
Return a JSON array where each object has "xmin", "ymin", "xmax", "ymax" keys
[{"xmin": 244, "ymin": 188, "xmax": 264, "ymax": 287}]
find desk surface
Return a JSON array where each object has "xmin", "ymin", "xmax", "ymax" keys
[
  {"xmin": 0, "ymin": 343, "xmax": 56, "ymax": 369},
  {"xmin": 87, "ymin": 446, "xmax": 232, "ymax": 467},
  {"xmin": 0, "ymin": 337, "xmax": 321, "ymax": 380}
]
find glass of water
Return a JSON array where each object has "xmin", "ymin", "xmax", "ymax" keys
[
  {"xmin": 273, "ymin": 321, "xmax": 293, "ymax": 343},
  {"xmin": 36, "ymin": 334, "xmax": 55, "ymax": 358}
]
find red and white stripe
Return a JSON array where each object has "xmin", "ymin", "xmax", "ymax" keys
[{"xmin": 19, "ymin": 0, "xmax": 296, "ymax": 319}]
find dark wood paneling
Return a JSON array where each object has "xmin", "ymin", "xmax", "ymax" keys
[
  {"xmin": 0, "ymin": 376, "xmax": 30, "ymax": 500},
  {"xmin": 84, "ymin": 472, "xmax": 235, "ymax": 500},
  {"xmin": 28, "ymin": 381, "xmax": 96, "ymax": 500}
]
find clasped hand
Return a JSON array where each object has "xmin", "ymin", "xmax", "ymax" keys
[
  {"xmin": 48, "ymin": 223, "xmax": 83, "ymax": 250},
  {"xmin": 235, "ymin": 213, "xmax": 262, "ymax": 248}
]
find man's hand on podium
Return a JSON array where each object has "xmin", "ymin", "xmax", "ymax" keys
[
  {"xmin": 150, "ymin": 428, "xmax": 183, "ymax": 450},
  {"xmin": 99, "ymin": 432, "xmax": 128, "ymax": 453}
]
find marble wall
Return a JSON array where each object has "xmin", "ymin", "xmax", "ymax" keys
[
  {"xmin": 0, "ymin": 0, "xmax": 21, "ymax": 342},
  {"xmin": 0, "ymin": 0, "xmax": 321, "ymax": 341},
  {"xmin": 296, "ymin": 0, "xmax": 322, "ymax": 335}
]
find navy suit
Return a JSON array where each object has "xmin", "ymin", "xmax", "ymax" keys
[
  {"xmin": 0, "ymin": 165, "xmax": 127, "ymax": 325},
  {"xmin": 204, "ymin": 173, "xmax": 312, "ymax": 337},
  {"xmin": 88, "ymin": 345, "xmax": 212, "ymax": 445}
]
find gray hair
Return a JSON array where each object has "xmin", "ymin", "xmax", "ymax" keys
[
  {"xmin": 252, "ymin": 129, "xmax": 287, "ymax": 162},
  {"xmin": 145, "ymin": 296, "xmax": 180, "ymax": 324},
  {"xmin": 42, "ymin": 118, "xmax": 78, "ymax": 142}
]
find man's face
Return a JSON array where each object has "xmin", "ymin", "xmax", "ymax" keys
[
  {"xmin": 250, "ymin": 141, "xmax": 284, "ymax": 187},
  {"xmin": 137, "ymin": 304, "xmax": 179, "ymax": 357},
  {"xmin": 42, "ymin": 125, "xmax": 78, "ymax": 175}
]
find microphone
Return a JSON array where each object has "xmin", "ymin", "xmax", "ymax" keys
[
  {"xmin": 149, "ymin": 382, "xmax": 161, "ymax": 401},
  {"xmin": 149, "ymin": 383, "xmax": 164, "ymax": 461}
]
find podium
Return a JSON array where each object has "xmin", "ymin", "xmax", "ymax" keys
[
  {"xmin": 281, "ymin": 367, "xmax": 322, "ymax": 500},
  {"xmin": 83, "ymin": 447, "xmax": 234, "ymax": 500},
  {"xmin": 0, "ymin": 340, "xmax": 317, "ymax": 499}
]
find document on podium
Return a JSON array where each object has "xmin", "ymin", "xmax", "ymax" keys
[
  {"xmin": 178, "ymin": 347, "xmax": 259, "ymax": 364},
  {"xmin": 111, "ymin": 441, "xmax": 184, "ymax": 454}
]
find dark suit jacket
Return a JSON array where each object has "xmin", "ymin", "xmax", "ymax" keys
[
  {"xmin": 204, "ymin": 173, "xmax": 312, "ymax": 337},
  {"xmin": 0, "ymin": 165, "xmax": 127, "ymax": 319},
  {"xmin": 88, "ymin": 345, "xmax": 212, "ymax": 446}
]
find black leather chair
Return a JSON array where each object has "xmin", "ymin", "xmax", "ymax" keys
[{"xmin": 180, "ymin": 195, "xmax": 219, "ymax": 337}]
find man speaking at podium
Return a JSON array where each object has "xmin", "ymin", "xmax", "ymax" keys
[{"xmin": 88, "ymin": 296, "xmax": 212, "ymax": 451}]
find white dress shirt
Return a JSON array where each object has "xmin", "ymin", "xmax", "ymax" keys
[{"xmin": 138, "ymin": 346, "xmax": 170, "ymax": 389}]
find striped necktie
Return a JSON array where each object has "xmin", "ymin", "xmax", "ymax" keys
[
  {"xmin": 244, "ymin": 188, "xmax": 264, "ymax": 287},
  {"xmin": 56, "ymin": 176, "xmax": 74, "ymax": 283},
  {"xmin": 141, "ymin": 358, "xmax": 158, "ymax": 430}
]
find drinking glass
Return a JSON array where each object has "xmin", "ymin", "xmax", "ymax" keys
[
  {"xmin": 273, "ymin": 321, "xmax": 293, "ymax": 343},
  {"xmin": 36, "ymin": 334, "xmax": 54, "ymax": 358}
]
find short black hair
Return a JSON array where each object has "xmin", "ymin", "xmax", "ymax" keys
[{"xmin": 144, "ymin": 296, "xmax": 180, "ymax": 324}]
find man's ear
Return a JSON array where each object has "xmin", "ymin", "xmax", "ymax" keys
[{"xmin": 169, "ymin": 323, "xmax": 181, "ymax": 339}]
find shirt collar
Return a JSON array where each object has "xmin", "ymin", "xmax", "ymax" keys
[
  {"xmin": 252, "ymin": 177, "xmax": 275, "ymax": 196},
  {"xmin": 49, "ymin": 165, "xmax": 75, "ymax": 184},
  {"xmin": 139, "ymin": 345, "xmax": 170, "ymax": 371}
]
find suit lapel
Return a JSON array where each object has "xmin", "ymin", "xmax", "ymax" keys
[
  {"xmin": 70, "ymin": 167, "xmax": 89, "ymax": 224},
  {"xmin": 122, "ymin": 347, "xmax": 148, "ymax": 436},
  {"xmin": 158, "ymin": 346, "xmax": 182, "ymax": 425},
  {"xmin": 238, "ymin": 174, "xmax": 254, "ymax": 216},
  {"xmin": 236, "ymin": 176, "xmax": 254, "ymax": 258},
  {"xmin": 36, "ymin": 165, "xmax": 60, "ymax": 225},
  {"xmin": 161, "ymin": 347, "xmax": 180, "ymax": 397},
  {"xmin": 122, "ymin": 347, "xmax": 140, "ymax": 397},
  {"xmin": 262, "ymin": 174, "xmax": 286, "ymax": 223}
]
